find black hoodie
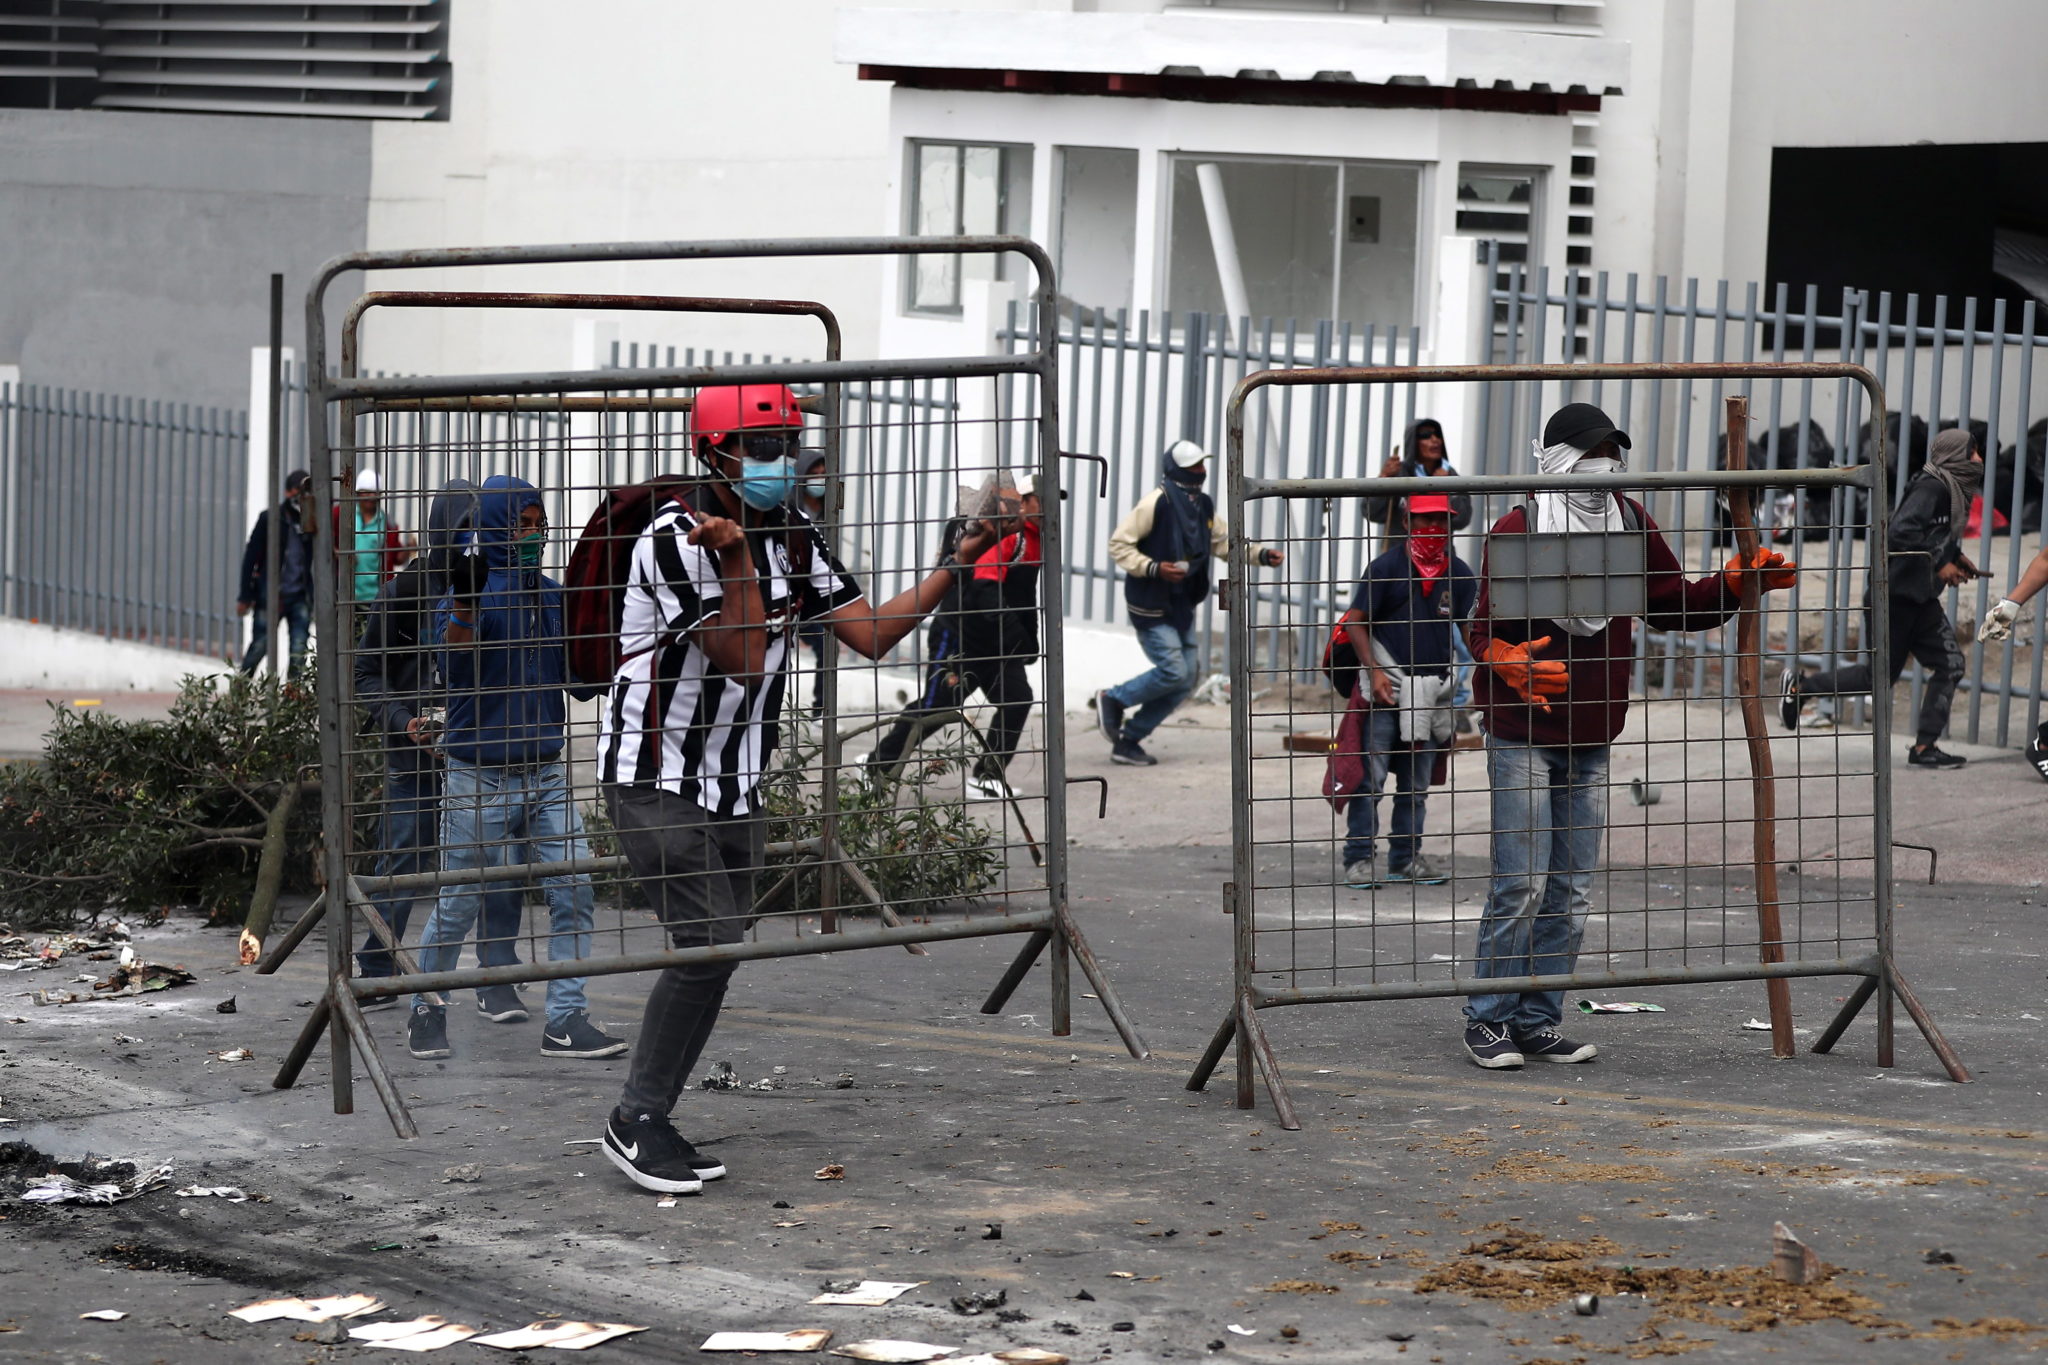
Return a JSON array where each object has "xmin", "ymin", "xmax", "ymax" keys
[
  {"xmin": 1363, "ymin": 419, "xmax": 1473, "ymax": 534},
  {"xmin": 354, "ymin": 481, "xmax": 479, "ymax": 779}
]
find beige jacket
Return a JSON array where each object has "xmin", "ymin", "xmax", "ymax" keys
[{"xmin": 1107, "ymin": 486, "xmax": 1267, "ymax": 579}]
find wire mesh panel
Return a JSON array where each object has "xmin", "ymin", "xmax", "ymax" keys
[
  {"xmin": 261, "ymin": 239, "xmax": 1147, "ymax": 1138},
  {"xmin": 1187, "ymin": 363, "xmax": 1969, "ymax": 1130}
]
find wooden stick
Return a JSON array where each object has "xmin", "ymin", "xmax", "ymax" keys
[{"xmin": 1725, "ymin": 395, "xmax": 1797, "ymax": 1058}]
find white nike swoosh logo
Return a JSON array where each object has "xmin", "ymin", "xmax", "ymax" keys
[
  {"xmin": 616, "ymin": 1139, "xmax": 639, "ymax": 1160},
  {"xmin": 546, "ymin": 1033, "xmax": 572, "ymax": 1046}
]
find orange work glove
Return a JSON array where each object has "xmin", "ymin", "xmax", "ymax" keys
[
  {"xmin": 1723, "ymin": 548, "xmax": 1799, "ymax": 594},
  {"xmin": 1479, "ymin": 634, "xmax": 1568, "ymax": 710}
]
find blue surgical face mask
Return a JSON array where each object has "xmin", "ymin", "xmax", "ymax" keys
[
  {"xmin": 737, "ymin": 456, "xmax": 796, "ymax": 511},
  {"xmin": 802, "ymin": 478, "xmax": 828, "ymax": 500}
]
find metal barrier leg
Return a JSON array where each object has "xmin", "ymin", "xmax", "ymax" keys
[
  {"xmin": 254, "ymin": 890, "xmax": 326, "ymax": 975},
  {"xmin": 331, "ymin": 980, "xmax": 420, "ymax": 1139},
  {"xmin": 1051, "ymin": 901, "xmax": 1148, "ymax": 1059},
  {"xmin": 1240, "ymin": 996, "xmax": 1300, "ymax": 1131},
  {"xmin": 1185, "ymin": 1010, "xmax": 1236, "ymax": 1092},
  {"xmin": 1050, "ymin": 915, "xmax": 1072, "ymax": 1037},
  {"xmin": 272, "ymin": 992, "xmax": 333, "ymax": 1091},
  {"xmin": 1810, "ymin": 975, "xmax": 1877, "ymax": 1054},
  {"xmin": 1888, "ymin": 965, "xmax": 1972, "ymax": 1082},
  {"xmin": 979, "ymin": 929, "xmax": 1051, "ymax": 1015}
]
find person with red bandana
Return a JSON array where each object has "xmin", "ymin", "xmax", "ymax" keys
[{"xmin": 1331, "ymin": 491, "xmax": 1477, "ymax": 889}]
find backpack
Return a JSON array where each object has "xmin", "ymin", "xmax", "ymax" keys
[
  {"xmin": 564, "ymin": 474, "xmax": 699, "ymax": 691},
  {"xmin": 563, "ymin": 476, "xmax": 820, "ymax": 692}
]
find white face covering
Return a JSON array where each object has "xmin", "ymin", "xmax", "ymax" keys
[{"xmin": 1531, "ymin": 439, "xmax": 1628, "ymax": 636}]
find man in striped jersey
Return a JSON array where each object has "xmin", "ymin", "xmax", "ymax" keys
[{"xmin": 598, "ymin": 383, "xmax": 996, "ymax": 1195}]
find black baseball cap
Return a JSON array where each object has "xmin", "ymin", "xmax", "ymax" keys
[
  {"xmin": 284, "ymin": 469, "xmax": 312, "ymax": 493},
  {"xmin": 1543, "ymin": 402, "xmax": 1631, "ymax": 452}
]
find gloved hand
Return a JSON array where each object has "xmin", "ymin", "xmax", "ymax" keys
[
  {"xmin": 1480, "ymin": 634, "xmax": 1567, "ymax": 710},
  {"xmin": 1723, "ymin": 547, "xmax": 1799, "ymax": 594},
  {"xmin": 1982, "ymin": 597, "xmax": 2023, "ymax": 641},
  {"xmin": 448, "ymin": 540, "xmax": 488, "ymax": 601}
]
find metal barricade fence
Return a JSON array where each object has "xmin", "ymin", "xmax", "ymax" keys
[
  {"xmin": 259, "ymin": 236, "xmax": 1147, "ymax": 1139},
  {"xmin": 1186, "ymin": 363, "xmax": 1968, "ymax": 1131}
]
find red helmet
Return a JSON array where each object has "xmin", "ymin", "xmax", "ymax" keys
[{"xmin": 692, "ymin": 384, "xmax": 803, "ymax": 447}]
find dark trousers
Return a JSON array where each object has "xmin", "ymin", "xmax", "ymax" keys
[
  {"xmin": 358, "ymin": 765, "xmax": 524, "ymax": 978},
  {"xmin": 607, "ymin": 784, "xmax": 763, "ymax": 1118},
  {"xmin": 240, "ymin": 593, "xmax": 311, "ymax": 674},
  {"xmin": 1802, "ymin": 597, "xmax": 1964, "ymax": 747},
  {"xmin": 872, "ymin": 650, "xmax": 1035, "ymax": 777}
]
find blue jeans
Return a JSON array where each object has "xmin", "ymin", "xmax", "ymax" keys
[
  {"xmin": 358, "ymin": 764, "xmax": 523, "ymax": 978},
  {"xmin": 1106, "ymin": 618, "xmax": 1199, "ymax": 742},
  {"xmin": 1450, "ymin": 628, "xmax": 1475, "ymax": 711},
  {"xmin": 413, "ymin": 757, "xmax": 593, "ymax": 1025},
  {"xmin": 1342, "ymin": 707, "xmax": 1434, "ymax": 869},
  {"xmin": 240, "ymin": 593, "xmax": 311, "ymax": 674},
  {"xmin": 1465, "ymin": 737, "xmax": 1610, "ymax": 1030}
]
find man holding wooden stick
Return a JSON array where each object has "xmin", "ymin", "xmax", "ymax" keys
[{"xmin": 1461, "ymin": 403, "xmax": 1800, "ymax": 1070}]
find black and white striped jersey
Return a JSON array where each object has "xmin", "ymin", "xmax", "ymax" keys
[{"xmin": 598, "ymin": 494, "xmax": 861, "ymax": 816}]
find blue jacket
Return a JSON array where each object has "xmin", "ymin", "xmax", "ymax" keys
[{"xmin": 436, "ymin": 476, "xmax": 567, "ymax": 766}]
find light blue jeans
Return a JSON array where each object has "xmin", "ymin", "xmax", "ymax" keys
[
  {"xmin": 1342, "ymin": 706, "xmax": 1433, "ymax": 870},
  {"xmin": 413, "ymin": 757, "xmax": 593, "ymax": 1025},
  {"xmin": 1465, "ymin": 737, "xmax": 1610, "ymax": 1030},
  {"xmin": 1106, "ymin": 618, "xmax": 1200, "ymax": 742}
]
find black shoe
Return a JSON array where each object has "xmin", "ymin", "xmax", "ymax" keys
[
  {"xmin": 1095, "ymin": 691, "xmax": 1126, "ymax": 744},
  {"xmin": 1907, "ymin": 744, "xmax": 1966, "ymax": 769},
  {"xmin": 357, "ymin": 988, "xmax": 399, "ymax": 1013},
  {"xmin": 1110, "ymin": 738, "xmax": 1157, "ymax": 767},
  {"xmin": 2028, "ymin": 733, "xmax": 2048, "ymax": 784},
  {"xmin": 541, "ymin": 1011, "xmax": 628, "ymax": 1059},
  {"xmin": 1514, "ymin": 1025, "xmax": 1598, "ymax": 1064},
  {"xmin": 602, "ymin": 1109, "xmax": 711, "ymax": 1194},
  {"xmin": 407, "ymin": 1005, "xmax": 451, "ymax": 1060},
  {"xmin": 476, "ymin": 984, "xmax": 530, "ymax": 1024},
  {"xmin": 1778, "ymin": 668, "xmax": 1803, "ymax": 731},
  {"xmin": 1463, "ymin": 1021, "xmax": 1523, "ymax": 1070}
]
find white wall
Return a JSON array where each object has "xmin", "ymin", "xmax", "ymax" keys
[{"xmin": 0, "ymin": 618, "xmax": 231, "ymax": 692}]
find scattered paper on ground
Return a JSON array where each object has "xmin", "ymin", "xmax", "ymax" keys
[
  {"xmin": 364, "ymin": 1324, "xmax": 481, "ymax": 1351},
  {"xmin": 175, "ymin": 1185, "xmax": 248, "ymax": 1201},
  {"xmin": 472, "ymin": 1321, "xmax": 648, "ymax": 1350},
  {"xmin": 815, "ymin": 1163, "xmax": 846, "ymax": 1180},
  {"xmin": 1578, "ymin": 1000, "xmax": 1665, "ymax": 1013},
  {"xmin": 829, "ymin": 1342, "xmax": 955, "ymax": 1363},
  {"xmin": 810, "ymin": 1281, "xmax": 923, "ymax": 1307},
  {"xmin": 950, "ymin": 1353, "xmax": 1069, "ymax": 1365},
  {"xmin": 210, "ymin": 1047, "xmax": 253, "ymax": 1062},
  {"xmin": 230, "ymin": 1295, "xmax": 384, "ymax": 1324},
  {"xmin": 703, "ymin": 1329, "xmax": 833, "ymax": 1352},
  {"xmin": 78, "ymin": 1310, "xmax": 127, "ymax": 1321},
  {"xmin": 20, "ymin": 1161, "xmax": 173, "ymax": 1205}
]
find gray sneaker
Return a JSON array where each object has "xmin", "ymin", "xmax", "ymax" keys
[
  {"xmin": 1343, "ymin": 859, "xmax": 1378, "ymax": 889},
  {"xmin": 1385, "ymin": 854, "xmax": 1448, "ymax": 886},
  {"xmin": 1095, "ymin": 691, "xmax": 1126, "ymax": 744}
]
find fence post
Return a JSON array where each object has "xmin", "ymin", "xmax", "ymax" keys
[
  {"xmin": 0, "ymin": 364, "xmax": 18, "ymax": 622},
  {"xmin": 249, "ymin": 311, "xmax": 296, "ymax": 673}
]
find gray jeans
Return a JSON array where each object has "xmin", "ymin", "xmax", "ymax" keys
[{"xmin": 605, "ymin": 784, "xmax": 763, "ymax": 1118}]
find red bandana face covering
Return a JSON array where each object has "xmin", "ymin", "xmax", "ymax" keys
[{"xmin": 1409, "ymin": 527, "xmax": 1449, "ymax": 582}]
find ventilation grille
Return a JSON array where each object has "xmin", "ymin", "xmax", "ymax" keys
[{"xmin": 0, "ymin": 1, "xmax": 448, "ymax": 121}]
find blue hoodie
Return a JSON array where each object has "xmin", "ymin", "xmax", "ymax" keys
[{"xmin": 436, "ymin": 475, "xmax": 567, "ymax": 766}]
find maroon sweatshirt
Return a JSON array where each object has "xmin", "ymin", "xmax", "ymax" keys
[{"xmin": 1467, "ymin": 499, "xmax": 1738, "ymax": 747}]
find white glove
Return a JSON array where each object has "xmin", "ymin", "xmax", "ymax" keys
[{"xmin": 1982, "ymin": 598, "xmax": 2022, "ymax": 642}]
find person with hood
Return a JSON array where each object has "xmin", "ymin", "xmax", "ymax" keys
[
  {"xmin": 1363, "ymin": 418, "xmax": 1474, "ymax": 536},
  {"xmin": 1330, "ymin": 492, "xmax": 1477, "ymax": 890},
  {"xmin": 235, "ymin": 468, "xmax": 315, "ymax": 674},
  {"xmin": 353, "ymin": 480, "xmax": 527, "ymax": 1018},
  {"xmin": 869, "ymin": 476, "xmax": 1043, "ymax": 798},
  {"xmin": 1095, "ymin": 440, "xmax": 1284, "ymax": 766},
  {"xmin": 595, "ymin": 383, "xmax": 997, "ymax": 1196},
  {"xmin": 1462, "ymin": 403, "xmax": 1797, "ymax": 1071},
  {"xmin": 1782, "ymin": 427, "xmax": 1983, "ymax": 768},
  {"xmin": 405, "ymin": 475, "xmax": 620, "ymax": 1064}
]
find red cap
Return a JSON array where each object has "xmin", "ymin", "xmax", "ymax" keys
[{"xmin": 1406, "ymin": 492, "xmax": 1453, "ymax": 517}]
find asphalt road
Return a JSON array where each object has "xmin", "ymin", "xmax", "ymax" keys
[{"xmin": 3, "ymin": 831, "xmax": 2044, "ymax": 1364}]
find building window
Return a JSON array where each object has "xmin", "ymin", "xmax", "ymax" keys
[
  {"xmin": 1165, "ymin": 156, "xmax": 1420, "ymax": 330},
  {"xmin": 1456, "ymin": 166, "xmax": 1543, "ymax": 268},
  {"xmin": 905, "ymin": 140, "xmax": 1033, "ymax": 315},
  {"xmin": 1055, "ymin": 146, "xmax": 1138, "ymax": 321}
]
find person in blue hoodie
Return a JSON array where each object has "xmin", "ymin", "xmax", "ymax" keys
[{"xmin": 405, "ymin": 476, "xmax": 624, "ymax": 1064}]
